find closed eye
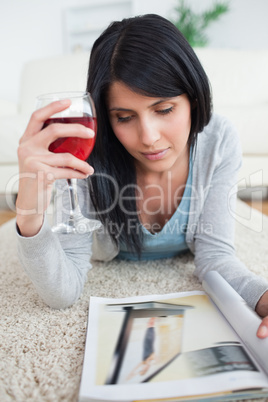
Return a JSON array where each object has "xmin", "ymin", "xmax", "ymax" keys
[
  {"xmin": 156, "ymin": 106, "xmax": 174, "ymax": 115},
  {"xmin": 115, "ymin": 106, "xmax": 174, "ymax": 123},
  {"xmin": 117, "ymin": 115, "xmax": 133, "ymax": 123}
]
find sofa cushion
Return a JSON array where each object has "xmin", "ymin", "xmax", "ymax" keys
[
  {"xmin": 195, "ymin": 48, "xmax": 268, "ymax": 107},
  {"xmin": 19, "ymin": 52, "xmax": 90, "ymax": 115},
  {"xmin": 1, "ymin": 48, "xmax": 268, "ymax": 194},
  {"xmin": 217, "ymin": 104, "xmax": 268, "ymax": 154},
  {"xmin": 0, "ymin": 114, "xmax": 28, "ymax": 163}
]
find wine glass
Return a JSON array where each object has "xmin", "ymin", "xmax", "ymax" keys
[{"xmin": 36, "ymin": 91, "xmax": 101, "ymax": 234}]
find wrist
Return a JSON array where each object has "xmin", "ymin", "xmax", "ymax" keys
[
  {"xmin": 16, "ymin": 214, "xmax": 44, "ymax": 237},
  {"xmin": 255, "ymin": 290, "xmax": 268, "ymax": 317}
]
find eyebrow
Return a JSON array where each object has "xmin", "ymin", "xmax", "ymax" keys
[{"xmin": 109, "ymin": 98, "xmax": 172, "ymax": 112}]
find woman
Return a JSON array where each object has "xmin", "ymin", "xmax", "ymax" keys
[{"xmin": 16, "ymin": 14, "xmax": 268, "ymax": 337}]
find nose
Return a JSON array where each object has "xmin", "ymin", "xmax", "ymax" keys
[{"xmin": 138, "ymin": 118, "xmax": 161, "ymax": 147}]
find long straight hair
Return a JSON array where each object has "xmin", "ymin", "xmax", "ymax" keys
[{"xmin": 86, "ymin": 14, "xmax": 212, "ymax": 256}]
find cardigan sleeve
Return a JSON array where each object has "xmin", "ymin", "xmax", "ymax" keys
[
  {"xmin": 17, "ymin": 179, "xmax": 95, "ymax": 309},
  {"xmin": 187, "ymin": 115, "xmax": 268, "ymax": 310}
]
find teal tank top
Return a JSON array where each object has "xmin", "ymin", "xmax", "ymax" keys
[{"xmin": 117, "ymin": 155, "xmax": 193, "ymax": 261}]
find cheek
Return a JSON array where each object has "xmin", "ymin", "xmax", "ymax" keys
[
  {"xmin": 169, "ymin": 113, "xmax": 191, "ymax": 143},
  {"xmin": 112, "ymin": 126, "xmax": 135, "ymax": 150},
  {"xmin": 177, "ymin": 106, "xmax": 191, "ymax": 128},
  {"xmin": 113, "ymin": 126, "xmax": 125, "ymax": 143}
]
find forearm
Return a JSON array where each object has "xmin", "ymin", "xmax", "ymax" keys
[
  {"xmin": 194, "ymin": 248, "xmax": 268, "ymax": 310},
  {"xmin": 16, "ymin": 214, "xmax": 44, "ymax": 238},
  {"xmin": 16, "ymin": 175, "xmax": 51, "ymax": 237},
  {"xmin": 256, "ymin": 291, "xmax": 268, "ymax": 317},
  {"xmin": 256, "ymin": 291, "xmax": 268, "ymax": 338},
  {"xmin": 17, "ymin": 216, "xmax": 92, "ymax": 309}
]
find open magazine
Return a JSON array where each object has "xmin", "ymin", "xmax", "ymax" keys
[{"xmin": 79, "ymin": 271, "xmax": 268, "ymax": 402}]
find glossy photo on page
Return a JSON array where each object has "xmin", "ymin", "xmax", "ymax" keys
[{"xmin": 79, "ymin": 291, "xmax": 268, "ymax": 402}]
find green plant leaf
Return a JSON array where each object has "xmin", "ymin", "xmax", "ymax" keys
[{"xmin": 171, "ymin": 0, "xmax": 230, "ymax": 47}]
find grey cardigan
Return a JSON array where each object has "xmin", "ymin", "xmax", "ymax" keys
[{"xmin": 17, "ymin": 114, "xmax": 268, "ymax": 309}]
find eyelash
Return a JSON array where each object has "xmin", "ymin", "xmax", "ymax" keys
[
  {"xmin": 117, "ymin": 116, "xmax": 132, "ymax": 123},
  {"xmin": 116, "ymin": 106, "xmax": 174, "ymax": 123},
  {"xmin": 156, "ymin": 106, "xmax": 174, "ymax": 115}
]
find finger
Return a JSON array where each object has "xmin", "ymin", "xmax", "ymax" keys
[
  {"xmin": 49, "ymin": 166, "xmax": 94, "ymax": 181},
  {"xmin": 22, "ymin": 152, "xmax": 94, "ymax": 176},
  {"xmin": 257, "ymin": 316, "xmax": 268, "ymax": 338},
  {"xmin": 42, "ymin": 123, "xmax": 95, "ymax": 147},
  {"xmin": 47, "ymin": 152, "xmax": 94, "ymax": 174},
  {"xmin": 36, "ymin": 165, "xmax": 94, "ymax": 185},
  {"xmin": 18, "ymin": 162, "xmax": 94, "ymax": 193},
  {"xmin": 22, "ymin": 99, "xmax": 71, "ymax": 140}
]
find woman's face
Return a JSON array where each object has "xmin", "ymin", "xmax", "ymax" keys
[{"xmin": 107, "ymin": 81, "xmax": 192, "ymax": 176}]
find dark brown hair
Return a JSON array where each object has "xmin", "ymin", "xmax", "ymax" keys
[{"xmin": 87, "ymin": 14, "xmax": 212, "ymax": 255}]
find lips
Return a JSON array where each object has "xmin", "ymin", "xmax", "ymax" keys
[{"xmin": 141, "ymin": 148, "xmax": 169, "ymax": 161}]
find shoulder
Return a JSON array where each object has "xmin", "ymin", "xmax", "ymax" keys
[
  {"xmin": 195, "ymin": 113, "xmax": 242, "ymax": 163},
  {"xmin": 200, "ymin": 113, "xmax": 239, "ymax": 145},
  {"xmin": 191, "ymin": 113, "xmax": 242, "ymax": 191}
]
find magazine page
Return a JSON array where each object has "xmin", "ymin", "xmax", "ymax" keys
[
  {"xmin": 79, "ymin": 291, "xmax": 268, "ymax": 402},
  {"xmin": 202, "ymin": 271, "xmax": 268, "ymax": 377}
]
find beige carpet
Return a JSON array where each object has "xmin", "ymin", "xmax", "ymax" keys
[{"xmin": 1, "ymin": 199, "xmax": 268, "ymax": 402}]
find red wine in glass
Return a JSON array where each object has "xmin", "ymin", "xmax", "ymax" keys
[
  {"xmin": 44, "ymin": 116, "xmax": 97, "ymax": 160},
  {"xmin": 36, "ymin": 91, "xmax": 101, "ymax": 234}
]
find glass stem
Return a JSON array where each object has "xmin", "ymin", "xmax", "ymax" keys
[{"xmin": 67, "ymin": 179, "xmax": 79, "ymax": 226}]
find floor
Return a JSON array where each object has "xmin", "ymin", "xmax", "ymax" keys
[
  {"xmin": 0, "ymin": 209, "xmax": 16, "ymax": 226},
  {"xmin": 1, "ymin": 198, "xmax": 268, "ymax": 227},
  {"xmin": 244, "ymin": 199, "xmax": 268, "ymax": 216}
]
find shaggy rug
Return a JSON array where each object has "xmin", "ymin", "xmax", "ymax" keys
[{"xmin": 0, "ymin": 199, "xmax": 268, "ymax": 402}]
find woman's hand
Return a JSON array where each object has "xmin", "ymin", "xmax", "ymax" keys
[
  {"xmin": 255, "ymin": 290, "xmax": 268, "ymax": 338},
  {"xmin": 16, "ymin": 100, "xmax": 94, "ymax": 237}
]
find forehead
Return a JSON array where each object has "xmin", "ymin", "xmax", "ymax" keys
[{"xmin": 107, "ymin": 81, "xmax": 156, "ymax": 107}]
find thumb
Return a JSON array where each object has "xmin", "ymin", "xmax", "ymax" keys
[{"xmin": 257, "ymin": 316, "xmax": 268, "ymax": 338}]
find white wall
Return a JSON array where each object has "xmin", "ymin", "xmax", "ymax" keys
[{"xmin": 1, "ymin": 0, "xmax": 268, "ymax": 104}]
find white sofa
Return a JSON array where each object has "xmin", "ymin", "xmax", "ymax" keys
[
  {"xmin": 197, "ymin": 48, "xmax": 268, "ymax": 192},
  {"xmin": 1, "ymin": 49, "xmax": 268, "ymax": 199}
]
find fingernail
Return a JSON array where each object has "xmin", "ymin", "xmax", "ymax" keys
[
  {"xmin": 87, "ymin": 168, "xmax": 94, "ymax": 177},
  {"xmin": 258, "ymin": 325, "xmax": 268, "ymax": 337},
  {"xmin": 87, "ymin": 128, "xmax": 95, "ymax": 136},
  {"xmin": 59, "ymin": 99, "xmax": 70, "ymax": 106}
]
